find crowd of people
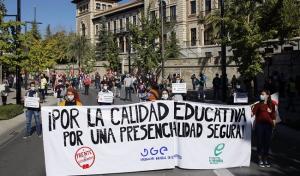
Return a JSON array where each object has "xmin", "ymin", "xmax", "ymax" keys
[{"xmin": 1, "ymin": 69, "xmax": 298, "ymax": 169}]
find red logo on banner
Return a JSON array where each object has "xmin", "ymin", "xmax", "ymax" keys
[{"xmin": 75, "ymin": 146, "xmax": 95, "ymax": 169}]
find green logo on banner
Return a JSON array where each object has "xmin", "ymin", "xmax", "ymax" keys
[
  {"xmin": 209, "ymin": 143, "xmax": 225, "ymax": 164},
  {"xmin": 214, "ymin": 143, "xmax": 225, "ymax": 156}
]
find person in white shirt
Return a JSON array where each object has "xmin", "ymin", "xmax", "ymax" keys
[{"xmin": 123, "ymin": 74, "xmax": 133, "ymax": 101}]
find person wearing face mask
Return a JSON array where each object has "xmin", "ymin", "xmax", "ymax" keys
[
  {"xmin": 97, "ymin": 83, "xmax": 114, "ymax": 105},
  {"xmin": 160, "ymin": 89, "xmax": 171, "ymax": 100},
  {"xmin": 23, "ymin": 82, "xmax": 42, "ymax": 138},
  {"xmin": 59, "ymin": 88, "xmax": 82, "ymax": 106},
  {"xmin": 54, "ymin": 79, "xmax": 65, "ymax": 105},
  {"xmin": 252, "ymin": 90, "xmax": 276, "ymax": 168}
]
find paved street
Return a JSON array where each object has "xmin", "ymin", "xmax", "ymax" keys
[{"xmin": 0, "ymin": 88, "xmax": 299, "ymax": 176}]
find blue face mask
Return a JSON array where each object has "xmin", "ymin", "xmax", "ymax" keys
[{"xmin": 260, "ymin": 95, "xmax": 266, "ymax": 101}]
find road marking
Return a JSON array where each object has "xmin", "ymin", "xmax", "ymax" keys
[{"xmin": 213, "ymin": 169, "xmax": 235, "ymax": 176}]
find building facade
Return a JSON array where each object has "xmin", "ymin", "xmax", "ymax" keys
[{"xmin": 71, "ymin": 0, "xmax": 300, "ymax": 88}]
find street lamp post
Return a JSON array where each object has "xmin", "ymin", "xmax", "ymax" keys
[
  {"xmin": 220, "ymin": 0, "xmax": 227, "ymax": 102},
  {"xmin": 16, "ymin": 0, "xmax": 22, "ymax": 104},
  {"xmin": 159, "ymin": 0, "xmax": 165, "ymax": 79}
]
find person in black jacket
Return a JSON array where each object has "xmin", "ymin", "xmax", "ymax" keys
[{"xmin": 24, "ymin": 82, "xmax": 42, "ymax": 138}]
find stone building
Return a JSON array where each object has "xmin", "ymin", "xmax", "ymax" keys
[{"xmin": 70, "ymin": 0, "xmax": 300, "ymax": 89}]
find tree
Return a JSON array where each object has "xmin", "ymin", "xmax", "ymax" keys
[
  {"xmin": 95, "ymin": 17, "xmax": 120, "ymax": 71},
  {"xmin": 165, "ymin": 31, "xmax": 180, "ymax": 59},
  {"xmin": 203, "ymin": 0, "xmax": 300, "ymax": 79},
  {"xmin": 68, "ymin": 34, "xmax": 96, "ymax": 73},
  {"xmin": 259, "ymin": 0, "xmax": 300, "ymax": 45},
  {"xmin": 203, "ymin": 0, "xmax": 264, "ymax": 78},
  {"xmin": 45, "ymin": 24, "xmax": 52, "ymax": 39},
  {"xmin": 129, "ymin": 8, "xmax": 161, "ymax": 73}
]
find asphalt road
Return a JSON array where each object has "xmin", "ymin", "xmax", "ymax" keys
[{"xmin": 0, "ymin": 87, "xmax": 299, "ymax": 176}]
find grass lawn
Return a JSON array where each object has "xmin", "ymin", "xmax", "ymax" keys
[{"xmin": 0, "ymin": 104, "xmax": 24, "ymax": 120}]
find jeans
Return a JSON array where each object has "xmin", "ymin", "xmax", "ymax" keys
[
  {"xmin": 255, "ymin": 123, "xmax": 273, "ymax": 158},
  {"xmin": 40, "ymin": 89, "xmax": 45, "ymax": 101},
  {"xmin": 125, "ymin": 87, "xmax": 132, "ymax": 101},
  {"xmin": 25, "ymin": 110, "xmax": 42, "ymax": 136},
  {"xmin": 85, "ymin": 85, "xmax": 90, "ymax": 95}
]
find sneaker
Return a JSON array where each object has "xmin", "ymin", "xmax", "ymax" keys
[
  {"xmin": 258, "ymin": 160, "xmax": 265, "ymax": 168},
  {"xmin": 23, "ymin": 135, "xmax": 31, "ymax": 139},
  {"xmin": 264, "ymin": 160, "xmax": 271, "ymax": 167}
]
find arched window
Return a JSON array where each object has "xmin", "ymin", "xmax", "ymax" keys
[{"xmin": 81, "ymin": 22, "xmax": 86, "ymax": 36}]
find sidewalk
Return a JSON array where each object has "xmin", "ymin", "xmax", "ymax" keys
[{"xmin": 0, "ymin": 89, "xmax": 56, "ymax": 145}]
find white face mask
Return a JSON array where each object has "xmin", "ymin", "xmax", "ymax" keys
[
  {"xmin": 162, "ymin": 94, "xmax": 169, "ymax": 100},
  {"xmin": 260, "ymin": 95, "xmax": 266, "ymax": 101},
  {"xmin": 67, "ymin": 95, "xmax": 74, "ymax": 101},
  {"xmin": 176, "ymin": 80, "xmax": 180, "ymax": 83},
  {"xmin": 30, "ymin": 86, "xmax": 35, "ymax": 90},
  {"xmin": 103, "ymin": 86, "xmax": 108, "ymax": 90},
  {"xmin": 236, "ymin": 85, "xmax": 241, "ymax": 89}
]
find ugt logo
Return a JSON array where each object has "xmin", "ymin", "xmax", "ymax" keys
[
  {"xmin": 141, "ymin": 146, "xmax": 168, "ymax": 157},
  {"xmin": 214, "ymin": 143, "xmax": 225, "ymax": 156}
]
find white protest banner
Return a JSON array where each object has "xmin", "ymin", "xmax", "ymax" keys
[
  {"xmin": 41, "ymin": 101, "xmax": 251, "ymax": 176},
  {"xmin": 172, "ymin": 83, "xmax": 187, "ymax": 93},
  {"xmin": 97, "ymin": 92, "xmax": 114, "ymax": 103},
  {"xmin": 24, "ymin": 97, "xmax": 40, "ymax": 108}
]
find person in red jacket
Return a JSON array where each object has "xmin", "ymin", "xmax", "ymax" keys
[{"xmin": 252, "ymin": 89, "xmax": 276, "ymax": 168}]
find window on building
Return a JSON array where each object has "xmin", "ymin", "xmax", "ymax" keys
[
  {"xmin": 126, "ymin": 17, "xmax": 129, "ymax": 31},
  {"xmin": 160, "ymin": 1, "xmax": 167, "ymax": 19},
  {"xmin": 204, "ymin": 25, "xmax": 213, "ymax": 45},
  {"xmin": 133, "ymin": 15, "xmax": 137, "ymax": 26},
  {"xmin": 119, "ymin": 37, "xmax": 124, "ymax": 53},
  {"xmin": 108, "ymin": 21, "xmax": 111, "ymax": 31},
  {"xmin": 102, "ymin": 4, "xmax": 107, "ymax": 10},
  {"xmin": 205, "ymin": 0, "xmax": 211, "ymax": 13},
  {"xmin": 96, "ymin": 3, "xmax": 101, "ymax": 9},
  {"xmin": 190, "ymin": 1, "xmax": 196, "ymax": 15},
  {"xmin": 95, "ymin": 25, "xmax": 99, "ymax": 35},
  {"xmin": 170, "ymin": 5, "xmax": 176, "ymax": 21},
  {"xmin": 114, "ymin": 20, "xmax": 117, "ymax": 33},
  {"xmin": 190, "ymin": 28, "xmax": 197, "ymax": 46},
  {"xmin": 150, "ymin": 11, "xmax": 156, "ymax": 20},
  {"xmin": 119, "ymin": 18, "xmax": 123, "ymax": 31},
  {"xmin": 108, "ymin": 5, "xmax": 112, "ymax": 9},
  {"xmin": 126, "ymin": 37, "xmax": 131, "ymax": 53},
  {"xmin": 82, "ymin": 23, "xmax": 86, "ymax": 36}
]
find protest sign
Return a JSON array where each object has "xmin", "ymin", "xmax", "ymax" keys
[
  {"xmin": 41, "ymin": 101, "xmax": 251, "ymax": 176},
  {"xmin": 233, "ymin": 92, "xmax": 248, "ymax": 103},
  {"xmin": 172, "ymin": 83, "xmax": 187, "ymax": 93},
  {"xmin": 0, "ymin": 84, "xmax": 5, "ymax": 92},
  {"xmin": 97, "ymin": 92, "xmax": 114, "ymax": 103},
  {"xmin": 24, "ymin": 97, "xmax": 40, "ymax": 108}
]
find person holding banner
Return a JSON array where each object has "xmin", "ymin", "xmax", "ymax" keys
[
  {"xmin": 97, "ymin": 83, "xmax": 114, "ymax": 105},
  {"xmin": 160, "ymin": 89, "xmax": 171, "ymax": 100},
  {"xmin": 59, "ymin": 88, "xmax": 82, "ymax": 106},
  {"xmin": 24, "ymin": 82, "xmax": 42, "ymax": 138},
  {"xmin": 252, "ymin": 90, "xmax": 276, "ymax": 168}
]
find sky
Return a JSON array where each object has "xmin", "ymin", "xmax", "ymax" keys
[{"xmin": 3, "ymin": 0, "xmax": 129, "ymax": 36}]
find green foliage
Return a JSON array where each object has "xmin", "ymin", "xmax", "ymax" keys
[
  {"xmin": 95, "ymin": 17, "xmax": 120, "ymax": 71},
  {"xmin": 0, "ymin": 104, "xmax": 24, "ymax": 120},
  {"xmin": 260, "ymin": 0, "xmax": 300, "ymax": 44},
  {"xmin": 45, "ymin": 24, "xmax": 52, "ymax": 39},
  {"xmin": 68, "ymin": 34, "xmax": 96, "ymax": 73},
  {"xmin": 203, "ymin": 0, "xmax": 300, "ymax": 79},
  {"xmin": 129, "ymin": 8, "xmax": 161, "ymax": 73},
  {"xmin": 165, "ymin": 31, "xmax": 180, "ymax": 59}
]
